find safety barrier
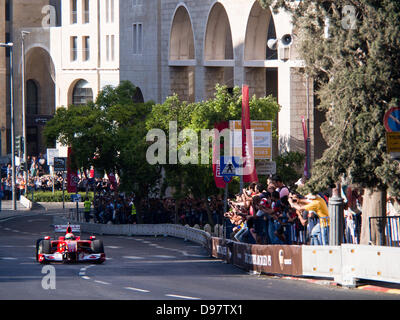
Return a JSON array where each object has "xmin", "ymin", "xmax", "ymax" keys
[{"xmin": 54, "ymin": 216, "xmax": 400, "ymax": 288}]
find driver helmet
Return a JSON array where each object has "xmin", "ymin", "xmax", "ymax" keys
[{"xmin": 65, "ymin": 233, "xmax": 75, "ymax": 240}]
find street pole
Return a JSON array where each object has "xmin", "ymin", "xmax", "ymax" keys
[
  {"xmin": 306, "ymin": 74, "xmax": 311, "ymax": 179},
  {"xmin": 1, "ymin": 42, "xmax": 16, "ymax": 210},
  {"xmin": 329, "ymin": 183, "xmax": 344, "ymax": 246},
  {"xmin": 21, "ymin": 31, "xmax": 30, "ymax": 195}
]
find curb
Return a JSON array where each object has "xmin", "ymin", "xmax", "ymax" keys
[
  {"xmin": 281, "ymin": 275, "xmax": 400, "ymax": 295},
  {"xmin": 356, "ymin": 285, "xmax": 400, "ymax": 295}
]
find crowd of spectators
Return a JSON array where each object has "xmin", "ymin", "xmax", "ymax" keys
[
  {"xmin": 0, "ymin": 153, "xmax": 378, "ymax": 247},
  {"xmin": 224, "ymin": 176, "xmax": 364, "ymax": 246}
]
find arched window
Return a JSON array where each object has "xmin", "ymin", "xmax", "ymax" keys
[
  {"xmin": 26, "ymin": 79, "xmax": 38, "ymax": 115},
  {"xmin": 72, "ymin": 80, "xmax": 93, "ymax": 106},
  {"xmin": 133, "ymin": 87, "xmax": 144, "ymax": 103}
]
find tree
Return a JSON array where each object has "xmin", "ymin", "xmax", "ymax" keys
[
  {"xmin": 258, "ymin": 0, "xmax": 400, "ymax": 244},
  {"xmin": 44, "ymin": 81, "xmax": 161, "ymax": 222},
  {"xmin": 146, "ymin": 85, "xmax": 280, "ymax": 225}
]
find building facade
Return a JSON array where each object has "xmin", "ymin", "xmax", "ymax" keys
[
  {"xmin": 120, "ymin": 0, "xmax": 327, "ymax": 161},
  {"xmin": 0, "ymin": 0, "xmax": 62, "ymax": 159},
  {"xmin": 1, "ymin": 0, "xmax": 327, "ymax": 164}
]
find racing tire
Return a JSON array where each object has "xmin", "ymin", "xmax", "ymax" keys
[
  {"xmin": 91, "ymin": 240, "xmax": 104, "ymax": 254},
  {"xmin": 36, "ymin": 238, "xmax": 44, "ymax": 261},
  {"xmin": 40, "ymin": 240, "xmax": 52, "ymax": 254}
]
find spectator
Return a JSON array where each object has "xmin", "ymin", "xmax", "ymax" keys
[{"xmin": 289, "ymin": 192, "xmax": 330, "ymax": 245}]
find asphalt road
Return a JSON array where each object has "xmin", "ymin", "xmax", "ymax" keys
[{"xmin": 0, "ymin": 213, "xmax": 399, "ymax": 305}]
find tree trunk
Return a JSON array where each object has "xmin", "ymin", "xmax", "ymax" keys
[{"xmin": 360, "ymin": 188, "xmax": 387, "ymax": 245}]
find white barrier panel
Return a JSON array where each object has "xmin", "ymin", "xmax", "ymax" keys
[
  {"xmin": 341, "ymin": 244, "xmax": 400, "ymax": 285},
  {"xmin": 19, "ymin": 195, "xmax": 32, "ymax": 209},
  {"xmin": 302, "ymin": 246, "xmax": 342, "ymax": 280},
  {"xmin": 53, "ymin": 217, "xmax": 211, "ymax": 247}
]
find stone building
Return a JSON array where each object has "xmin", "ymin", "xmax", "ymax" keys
[
  {"xmin": 120, "ymin": 0, "xmax": 327, "ymax": 161},
  {"xmin": 0, "ymin": 0, "xmax": 61, "ymax": 158},
  {"xmin": 0, "ymin": 0, "xmax": 327, "ymax": 163}
]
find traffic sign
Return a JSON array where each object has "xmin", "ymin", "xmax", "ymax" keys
[
  {"xmin": 220, "ymin": 156, "xmax": 240, "ymax": 182},
  {"xmin": 384, "ymin": 107, "xmax": 400, "ymax": 132},
  {"xmin": 256, "ymin": 160, "xmax": 276, "ymax": 176},
  {"xmin": 53, "ymin": 157, "xmax": 67, "ymax": 172},
  {"xmin": 386, "ymin": 132, "xmax": 400, "ymax": 159}
]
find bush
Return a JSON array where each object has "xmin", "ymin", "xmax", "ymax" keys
[{"xmin": 30, "ymin": 191, "xmax": 94, "ymax": 203}]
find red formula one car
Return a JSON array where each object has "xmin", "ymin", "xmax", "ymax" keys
[{"xmin": 36, "ymin": 224, "xmax": 106, "ymax": 264}]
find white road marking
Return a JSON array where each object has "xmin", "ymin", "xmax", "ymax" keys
[
  {"xmin": 94, "ymin": 280, "xmax": 110, "ymax": 285},
  {"xmin": 165, "ymin": 294, "xmax": 200, "ymax": 300},
  {"xmin": 123, "ymin": 256, "xmax": 144, "ymax": 260},
  {"xmin": 152, "ymin": 255, "xmax": 176, "ymax": 259},
  {"xmin": 106, "ymin": 246, "xmax": 121, "ymax": 249},
  {"xmin": 1, "ymin": 257, "xmax": 18, "ymax": 260},
  {"xmin": 81, "ymin": 276, "xmax": 91, "ymax": 280},
  {"xmin": 124, "ymin": 287, "xmax": 150, "ymax": 293}
]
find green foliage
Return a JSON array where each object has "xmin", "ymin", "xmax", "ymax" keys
[
  {"xmin": 32, "ymin": 191, "xmax": 94, "ymax": 203},
  {"xmin": 146, "ymin": 84, "xmax": 280, "ymax": 200},
  {"xmin": 274, "ymin": 152, "xmax": 305, "ymax": 187},
  {"xmin": 43, "ymin": 81, "xmax": 161, "ymax": 198}
]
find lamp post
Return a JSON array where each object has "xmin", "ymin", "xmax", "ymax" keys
[
  {"xmin": 21, "ymin": 31, "xmax": 30, "ymax": 194},
  {"xmin": 0, "ymin": 42, "xmax": 16, "ymax": 210}
]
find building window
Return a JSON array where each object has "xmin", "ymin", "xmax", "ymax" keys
[
  {"xmin": 72, "ymin": 80, "xmax": 93, "ymax": 106},
  {"xmin": 71, "ymin": 0, "xmax": 77, "ymax": 24},
  {"xmin": 106, "ymin": 0, "xmax": 114, "ymax": 23},
  {"xmin": 110, "ymin": 0, "xmax": 115, "ymax": 23},
  {"xmin": 106, "ymin": 35, "xmax": 115, "ymax": 61},
  {"xmin": 5, "ymin": 0, "xmax": 10, "ymax": 21},
  {"xmin": 83, "ymin": 36, "xmax": 90, "ymax": 61},
  {"xmin": 132, "ymin": 23, "xmax": 143, "ymax": 55},
  {"xmin": 111, "ymin": 35, "xmax": 115, "ymax": 61},
  {"xmin": 83, "ymin": 0, "xmax": 90, "ymax": 24},
  {"xmin": 26, "ymin": 80, "xmax": 39, "ymax": 115},
  {"xmin": 71, "ymin": 36, "xmax": 78, "ymax": 61}
]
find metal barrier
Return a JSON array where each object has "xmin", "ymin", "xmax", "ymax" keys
[
  {"xmin": 369, "ymin": 216, "xmax": 400, "ymax": 247},
  {"xmin": 68, "ymin": 208, "xmax": 85, "ymax": 222},
  {"xmin": 54, "ymin": 215, "xmax": 400, "ymax": 287}
]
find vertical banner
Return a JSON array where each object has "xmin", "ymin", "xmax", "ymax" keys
[
  {"xmin": 213, "ymin": 121, "xmax": 229, "ymax": 188},
  {"xmin": 67, "ymin": 147, "xmax": 78, "ymax": 193},
  {"xmin": 301, "ymin": 116, "xmax": 309, "ymax": 178},
  {"xmin": 242, "ymin": 85, "xmax": 258, "ymax": 183}
]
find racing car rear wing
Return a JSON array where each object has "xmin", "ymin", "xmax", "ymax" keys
[{"xmin": 54, "ymin": 224, "xmax": 81, "ymax": 234}]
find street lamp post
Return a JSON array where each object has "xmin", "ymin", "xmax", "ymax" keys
[
  {"xmin": 21, "ymin": 31, "xmax": 30, "ymax": 194},
  {"xmin": 0, "ymin": 42, "xmax": 16, "ymax": 210}
]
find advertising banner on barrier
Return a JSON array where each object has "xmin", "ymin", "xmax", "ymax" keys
[
  {"xmin": 211, "ymin": 237, "xmax": 233, "ymax": 263},
  {"xmin": 211, "ymin": 238, "xmax": 303, "ymax": 276}
]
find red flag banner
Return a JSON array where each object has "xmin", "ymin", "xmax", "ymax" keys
[
  {"xmin": 213, "ymin": 121, "xmax": 230, "ymax": 188},
  {"xmin": 241, "ymin": 85, "xmax": 258, "ymax": 183},
  {"xmin": 301, "ymin": 116, "xmax": 309, "ymax": 178},
  {"xmin": 67, "ymin": 147, "xmax": 78, "ymax": 193}
]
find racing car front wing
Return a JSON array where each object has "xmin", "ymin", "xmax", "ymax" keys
[{"xmin": 38, "ymin": 252, "xmax": 105, "ymax": 263}]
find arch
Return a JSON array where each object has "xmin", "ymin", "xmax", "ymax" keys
[
  {"xmin": 244, "ymin": 1, "xmax": 276, "ymax": 61},
  {"xmin": 204, "ymin": 2, "xmax": 233, "ymax": 61},
  {"xmin": 133, "ymin": 86, "xmax": 144, "ymax": 103},
  {"xmin": 71, "ymin": 79, "xmax": 93, "ymax": 106},
  {"xmin": 169, "ymin": 5, "xmax": 195, "ymax": 61},
  {"xmin": 24, "ymin": 45, "xmax": 56, "ymax": 81}
]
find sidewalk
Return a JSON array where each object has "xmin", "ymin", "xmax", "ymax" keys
[{"xmin": 0, "ymin": 200, "xmax": 77, "ymax": 220}]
